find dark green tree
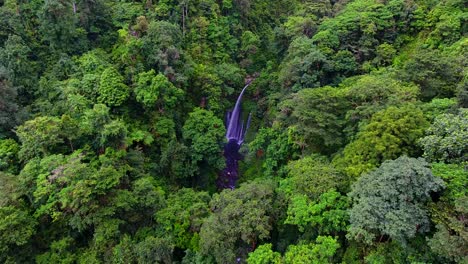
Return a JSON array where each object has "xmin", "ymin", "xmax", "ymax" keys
[
  {"xmin": 348, "ymin": 156, "xmax": 444, "ymax": 245},
  {"xmin": 199, "ymin": 181, "xmax": 275, "ymax": 263},
  {"xmin": 398, "ymin": 48, "xmax": 462, "ymax": 100},
  {"xmin": 428, "ymin": 196, "xmax": 468, "ymax": 263},
  {"xmin": 0, "ymin": 68, "xmax": 18, "ymax": 136},
  {"xmin": 38, "ymin": 0, "xmax": 89, "ymax": 53},
  {"xmin": 0, "ymin": 205, "xmax": 37, "ymax": 259},
  {"xmin": 278, "ymin": 86, "xmax": 349, "ymax": 154}
]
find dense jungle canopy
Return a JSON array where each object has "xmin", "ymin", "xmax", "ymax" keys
[{"xmin": 0, "ymin": 0, "xmax": 467, "ymax": 263}]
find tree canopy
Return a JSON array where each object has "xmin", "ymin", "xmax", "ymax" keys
[{"xmin": 0, "ymin": 0, "xmax": 466, "ymax": 262}]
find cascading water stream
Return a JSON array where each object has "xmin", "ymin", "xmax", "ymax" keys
[{"xmin": 217, "ymin": 83, "xmax": 252, "ymax": 189}]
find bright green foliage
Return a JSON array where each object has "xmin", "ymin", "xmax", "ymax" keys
[
  {"xmin": 312, "ymin": 0, "xmax": 414, "ymax": 63},
  {"xmin": 36, "ymin": 237, "xmax": 76, "ymax": 264},
  {"xmin": 248, "ymin": 236, "xmax": 340, "ymax": 264},
  {"xmin": 247, "ymin": 243, "xmax": 282, "ymax": 264},
  {"xmin": 93, "ymin": 218, "xmax": 123, "ymax": 248},
  {"xmin": 419, "ymin": 109, "xmax": 468, "ymax": 163},
  {"xmin": 182, "ymin": 108, "xmax": 225, "ymax": 171},
  {"xmin": 31, "ymin": 150, "xmax": 127, "ymax": 231},
  {"xmin": 279, "ymin": 155, "xmax": 345, "ymax": 199},
  {"xmin": 97, "ymin": 67, "xmax": 129, "ymax": 107},
  {"xmin": 81, "ymin": 104, "xmax": 127, "ymax": 149},
  {"xmin": 0, "ymin": 205, "xmax": 37, "ymax": 254},
  {"xmin": 425, "ymin": 0, "xmax": 466, "ymax": 48},
  {"xmin": 431, "ymin": 163, "xmax": 468, "ymax": 202},
  {"xmin": 348, "ymin": 156, "xmax": 444, "ymax": 244},
  {"xmin": 135, "ymin": 69, "xmax": 184, "ymax": 109},
  {"xmin": 241, "ymin": 31, "xmax": 260, "ymax": 53},
  {"xmin": 428, "ymin": 155, "xmax": 468, "ymax": 263},
  {"xmin": 374, "ymin": 43, "xmax": 397, "ymax": 67},
  {"xmin": 285, "ymin": 190, "xmax": 349, "ymax": 234},
  {"xmin": 190, "ymin": 61, "xmax": 246, "ymax": 114},
  {"xmin": 0, "ymin": 139, "xmax": 19, "ymax": 173},
  {"xmin": 190, "ymin": 64, "xmax": 224, "ymax": 113},
  {"xmin": 240, "ymin": 31, "xmax": 261, "ymax": 68},
  {"xmin": 156, "ymin": 188, "xmax": 211, "ymax": 250},
  {"xmin": 421, "ymin": 98, "xmax": 457, "ymax": 121},
  {"xmin": 338, "ymin": 105, "xmax": 429, "ymax": 177},
  {"xmin": 213, "ymin": 63, "xmax": 245, "ymax": 96},
  {"xmin": 249, "ymin": 127, "xmax": 299, "ymax": 177},
  {"xmin": 134, "ymin": 69, "xmax": 163, "ymax": 107},
  {"xmin": 16, "ymin": 116, "xmax": 64, "ymax": 161},
  {"xmin": 282, "ymin": 15, "xmax": 317, "ymax": 39},
  {"xmin": 112, "ymin": 235, "xmax": 135, "ymax": 264},
  {"xmin": 0, "ymin": 0, "xmax": 465, "ymax": 261},
  {"xmin": 99, "ymin": 119, "xmax": 128, "ymax": 148},
  {"xmin": 127, "ymin": 127, "xmax": 154, "ymax": 147},
  {"xmin": 344, "ymin": 74, "xmax": 420, "ymax": 136},
  {"xmin": 199, "ymin": 181, "xmax": 275, "ymax": 263},
  {"xmin": 283, "ymin": 236, "xmax": 340, "ymax": 264},
  {"xmin": 77, "ymin": 50, "xmax": 110, "ymax": 75},
  {"xmin": 131, "ymin": 176, "xmax": 165, "ymax": 214},
  {"xmin": 112, "ymin": 28, "xmax": 144, "ymax": 78}
]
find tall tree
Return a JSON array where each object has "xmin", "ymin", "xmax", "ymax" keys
[
  {"xmin": 337, "ymin": 104, "xmax": 429, "ymax": 178},
  {"xmin": 182, "ymin": 108, "xmax": 225, "ymax": 176},
  {"xmin": 0, "ymin": 68, "xmax": 18, "ymax": 137},
  {"xmin": 199, "ymin": 181, "xmax": 275, "ymax": 263},
  {"xmin": 348, "ymin": 156, "xmax": 444, "ymax": 245}
]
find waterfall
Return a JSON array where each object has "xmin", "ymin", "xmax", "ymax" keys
[
  {"xmin": 226, "ymin": 83, "xmax": 252, "ymax": 145},
  {"xmin": 217, "ymin": 83, "xmax": 252, "ymax": 189}
]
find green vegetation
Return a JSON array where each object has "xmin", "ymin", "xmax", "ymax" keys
[{"xmin": 0, "ymin": 0, "xmax": 466, "ymax": 263}]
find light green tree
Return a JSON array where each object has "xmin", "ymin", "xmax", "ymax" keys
[
  {"xmin": 16, "ymin": 116, "xmax": 64, "ymax": 161},
  {"xmin": 182, "ymin": 108, "xmax": 225, "ymax": 172},
  {"xmin": 156, "ymin": 188, "xmax": 211, "ymax": 250},
  {"xmin": 97, "ymin": 67, "xmax": 129, "ymax": 107},
  {"xmin": 0, "ymin": 205, "xmax": 37, "ymax": 255},
  {"xmin": 283, "ymin": 236, "xmax": 340, "ymax": 264},
  {"xmin": 135, "ymin": 69, "xmax": 184, "ymax": 110},
  {"xmin": 247, "ymin": 243, "xmax": 281, "ymax": 264},
  {"xmin": 0, "ymin": 139, "xmax": 19, "ymax": 173},
  {"xmin": 337, "ymin": 105, "xmax": 429, "ymax": 178},
  {"xmin": 419, "ymin": 109, "xmax": 467, "ymax": 163},
  {"xmin": 284, "ymin": 190, "xmax": 349, "ymax": 235}
]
